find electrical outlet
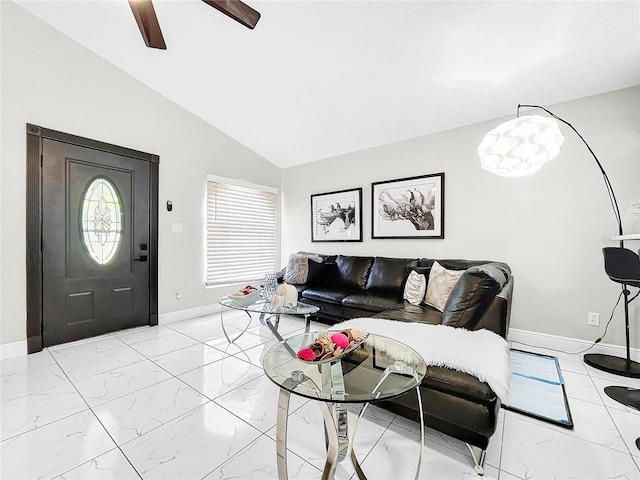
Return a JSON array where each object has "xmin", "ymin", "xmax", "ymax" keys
[
  {"xmin": 588, "ymin": 312, "xmax": 600, "ymax": 326},
  {"xmin": 174, "ymin": 290, "xmax": 181, "ymax": 301}
]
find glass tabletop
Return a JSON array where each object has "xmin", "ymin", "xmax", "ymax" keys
[
  {"xmin": 218, "ymin": 295, "xmax": 319, "ymax": 316},
  {"xmin": 263, "ymin": 331, "xmax": 427, "ymax": 403}
]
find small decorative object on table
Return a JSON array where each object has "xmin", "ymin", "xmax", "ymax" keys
[
  {"xmin": 271, "ymin": 283, "xmax": 298, "ymax": 311},
  {"xmin": 228, "ymin": 286, "xmax": 260, "ymax": 306},
  {"xmin": 297, "ymin": 328, "xmax": 368, "ymax": 363},
  {"xmin": 262, "ymin": 273, "xmax": 278, "ymax": 301}
]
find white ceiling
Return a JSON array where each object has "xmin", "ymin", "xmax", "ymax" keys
[{"xmin": 14, "ymin": 1, "xmax": 640, "ymax": 168}]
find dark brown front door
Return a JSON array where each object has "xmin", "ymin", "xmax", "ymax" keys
[{"xmin": 26, "ymin": 125, "xmax": 159, "ymax": 350}]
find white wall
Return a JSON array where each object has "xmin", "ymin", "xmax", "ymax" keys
[
  {"xmin": 0, "ymin": 2, "xmax": 281, "ymax": 345},
  {"xmin": 2, "ymin": 1, "xmax": 639, "ymax": 351},
  {"xmin": 282, "ymin": 86, "xmax": 640, "ymax": 347}
]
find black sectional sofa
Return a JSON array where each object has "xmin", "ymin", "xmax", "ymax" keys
[{"xmin": 282, "ymin": 253, "xmax": 513, "ymax": 475}]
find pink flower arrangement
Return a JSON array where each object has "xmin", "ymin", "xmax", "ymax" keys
[
  {"xmin": 297, "ymin": 348, "xmax": 315, "ymax": 361},
  {"xmin": 330, "ymin": 333, "xmax": 349, "ymax": 349},
  {"xmin": 296, "ymin": 328, "xmax": 368, "ymax": 362}
]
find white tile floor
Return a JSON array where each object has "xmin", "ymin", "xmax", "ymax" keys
[{"xmin": 1, "ymin": 312, "xmax": 639, "ymax": 479}]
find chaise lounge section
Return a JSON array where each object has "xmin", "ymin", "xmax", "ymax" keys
[{"xmin": 281, "ymin": 253, "xmax": 513, "ymax": 474}]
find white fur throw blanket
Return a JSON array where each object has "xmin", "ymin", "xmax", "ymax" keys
[{"xmin": 335, "ymin": 318, "xmax": 511, "ymax": 401}]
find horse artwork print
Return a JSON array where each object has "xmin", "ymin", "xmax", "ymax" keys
[
  {"xmin": 311, "ymin": 188, "xmax": 363, "ymax": 242},
  {"xmin": 372, "ymin": 173, "xmax": 444, "ymax": 239}
]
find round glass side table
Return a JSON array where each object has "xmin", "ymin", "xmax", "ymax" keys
[
  {"xmin": 263, "ymin": 331, "xmax": 427, "ymax": 480},
  {"xmin": 218, "ymin": 295, "xmax": 319, "ymax": 343}
]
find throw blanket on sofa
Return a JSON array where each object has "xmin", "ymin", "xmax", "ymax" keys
[{"xmin": 334, "ymin": 318, "xmax": 511, "ymax": 401}]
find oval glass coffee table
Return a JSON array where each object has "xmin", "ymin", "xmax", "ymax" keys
[
  {"xmin": 263, "ymin": 331, "xmax": 427, "ymax": 480},
  {"xmin": 218, "ymin": 295, "xmax": 319, "ymax": 343}
]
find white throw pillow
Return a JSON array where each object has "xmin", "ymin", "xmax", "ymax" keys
[
  {"xmin": 403, "ymin": 270, "xmax": 427, "ymax": 306},
  {"xmin": 424, "ymin": 261, "xmax": 464, "ymax": 311}
]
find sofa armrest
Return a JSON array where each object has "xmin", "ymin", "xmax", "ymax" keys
[
  {"xmin": 441, "ymin": 263, "xmax": 510, "ymax": 330},
  {"xmin": 473, "ymin": 276, "xmax": 513, "ymax": 337}
]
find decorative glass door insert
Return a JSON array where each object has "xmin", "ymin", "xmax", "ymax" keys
[{"xmin": 81, "ymin": 177, "xmax": 123, "ymax": 265}]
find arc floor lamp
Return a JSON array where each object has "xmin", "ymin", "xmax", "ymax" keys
[{"xmin": 477, "ymin": 105, "xmax": 639, "ymax": 414}]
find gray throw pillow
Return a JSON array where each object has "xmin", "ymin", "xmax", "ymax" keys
[{"xmin": 283, "ymin": 253, "xmax": 322, "ymax": 284}]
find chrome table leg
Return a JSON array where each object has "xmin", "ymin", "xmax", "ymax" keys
[
  {"xmin": 220, "ymin": 306, "xmax": 252, "ymax": 343},
  {"xmin": 303, "ymin": 313, "xmax": 311, "ymax": 333},
  {"xmin": 350, "ymin": 403, "xmax": 370, "ymax": 479},
  {"xmin": 415, "ymin": 386, "xmax": 425, "ymax": 480},
  {"xmin": 318, "ymin": 401, "xmax": 340, "ymax": 480},
  {"xmin": 320, "ymin": 362, "xmax": 349, "ymax": 461},
  {"xmin": 348, "ymin": 362, "xmax": 425, "ymax": 480},
  {"xmin": 333, "ymin": 403, "xmax": 349, "ymax": 462},
  {"xmin": 262, "ymin": 311, "xmax": 298, "ymax": 356},
  {"xmin": 261, "ymin": 311, "xmax": 285, "ymax": 342},
  {"xmin": 276, "ymin": 389, "xmax": 291, "ymax": 480}
]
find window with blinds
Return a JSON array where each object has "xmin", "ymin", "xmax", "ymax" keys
[{"xmin": 205, "ymin": 176, "xmax": 277, "ymax": 287}]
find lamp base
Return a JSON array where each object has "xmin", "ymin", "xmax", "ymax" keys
[
  {"xmin": 583, "ymin": 353, "xmax": 640, "ymax": 378},
  {"xmin": 603, "ymin": 386, "xmax": 640, "ymax": 410}
]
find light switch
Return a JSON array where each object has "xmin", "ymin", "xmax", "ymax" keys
[{"xmin": 172, "ymin": 222, "xmax": 183, "ymax": 234}]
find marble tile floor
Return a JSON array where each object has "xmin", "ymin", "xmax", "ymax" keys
[{"xmin": 1, "ymin": 312, "xmax": 639, "ymax": 479}]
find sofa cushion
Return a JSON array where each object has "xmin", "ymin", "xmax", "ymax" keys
[
  {"xmin": 441, "ymin": 263, "xmax": 510, "ymax": 328},
  {"xmin": 299, "ymin": 297, "xmax": 344, "ymax": 320},
  {"xmin": 341, "ymin": 293, "xmax": 403, "ymax": 313},
  {"xmin": 301, "ymin": 287, "xmax": 356, "ymax": 305},
  {"xmin": 418, "ymin": 258, "xmax": 494, "ymax": 270},
  {"xmin": 365, "ymin": 257, "xmax": 418, "ymax": 293},
  {"xmin": 336, "ymin": 255, "xmax": 374, "ymax": 290},
  {"xmin": 373, "ymin": 304, "xmax": 442, "ymax": 325},
  {"xmin": 424, "ymin": 261, "xmax": 465, "ymax": 311},
  {"xmin": 406, "ymin": 266, "xmax": 432, "ymax": 276}
]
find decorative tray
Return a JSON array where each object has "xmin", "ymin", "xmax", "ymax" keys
[
  {"xmin": 228, "ymin": 288, "xmax": 261, "ymax": 306},
  {"xmin": 296, "ymin": 328, "xmax": 369, "ymax": 364}
]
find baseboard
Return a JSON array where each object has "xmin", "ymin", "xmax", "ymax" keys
[
  {"xmin": 158, "ymin": 304, "xmax": 222, "ymax": 325},
  {"xmin": 0, "ymin": 340, "xmax": 28, "ymax": 360},
  {"xmin": 508, "ymin": 328, "xmax": 640, "ymax": 362}
]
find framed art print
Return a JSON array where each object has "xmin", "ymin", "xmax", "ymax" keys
[
  {"xmin": 311, "ymin": 188, "xmax": 363, "ymax": 242},
  {"xmin": 372, "ymin": 173, "xmax": 444, "ymax": 239}
]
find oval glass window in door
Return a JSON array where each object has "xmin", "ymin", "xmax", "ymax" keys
[{"xmin": 81, "ymin": 177, "xmax": 123, "ymax": 265}]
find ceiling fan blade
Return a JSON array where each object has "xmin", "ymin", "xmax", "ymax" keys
[
  {"xmin": 201, "ymin": 0, "xmax": 261, "ymax": 29},
  {"xmin": 128, "ymin": 0, "xmax": 167, "ymax": 49}
]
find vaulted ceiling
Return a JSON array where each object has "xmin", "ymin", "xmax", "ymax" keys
[{"xmin": 14, "ymin": 1, "xmax": 640, "ymax": 168}]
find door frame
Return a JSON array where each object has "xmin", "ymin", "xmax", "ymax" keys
[{"xmin": 26, "ymin": 124, "xmax": 159, "ymax": 353}]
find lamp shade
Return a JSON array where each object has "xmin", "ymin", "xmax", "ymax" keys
[{"xmin": 478, "ymin": 115, "xmax": 564, "ymax": 177}]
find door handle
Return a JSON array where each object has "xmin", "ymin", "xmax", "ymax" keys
[{"xmin": 133, "ymin": 255, "xmax": 148, "ymax": 262}]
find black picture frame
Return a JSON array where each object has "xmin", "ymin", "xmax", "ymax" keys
[
  {"xmin": 371, "ymin": 173, "xmax": 444, "ymax": 239},
  {"xmin": 311, "ymin": 187, "xmax": 363, "ymax": 242}
]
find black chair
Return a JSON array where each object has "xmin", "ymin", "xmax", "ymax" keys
[
  {"xmin": 584, "ymin": 247, "xmax": 640, "ymax": 440},
  {"xmin": 584, "ymin": 247, "xmax": 640, "ymax": 378}
]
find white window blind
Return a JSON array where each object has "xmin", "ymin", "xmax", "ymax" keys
[{"xmin": 206, "ymin": 176, "xmax": 277, "ymax": 287}]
